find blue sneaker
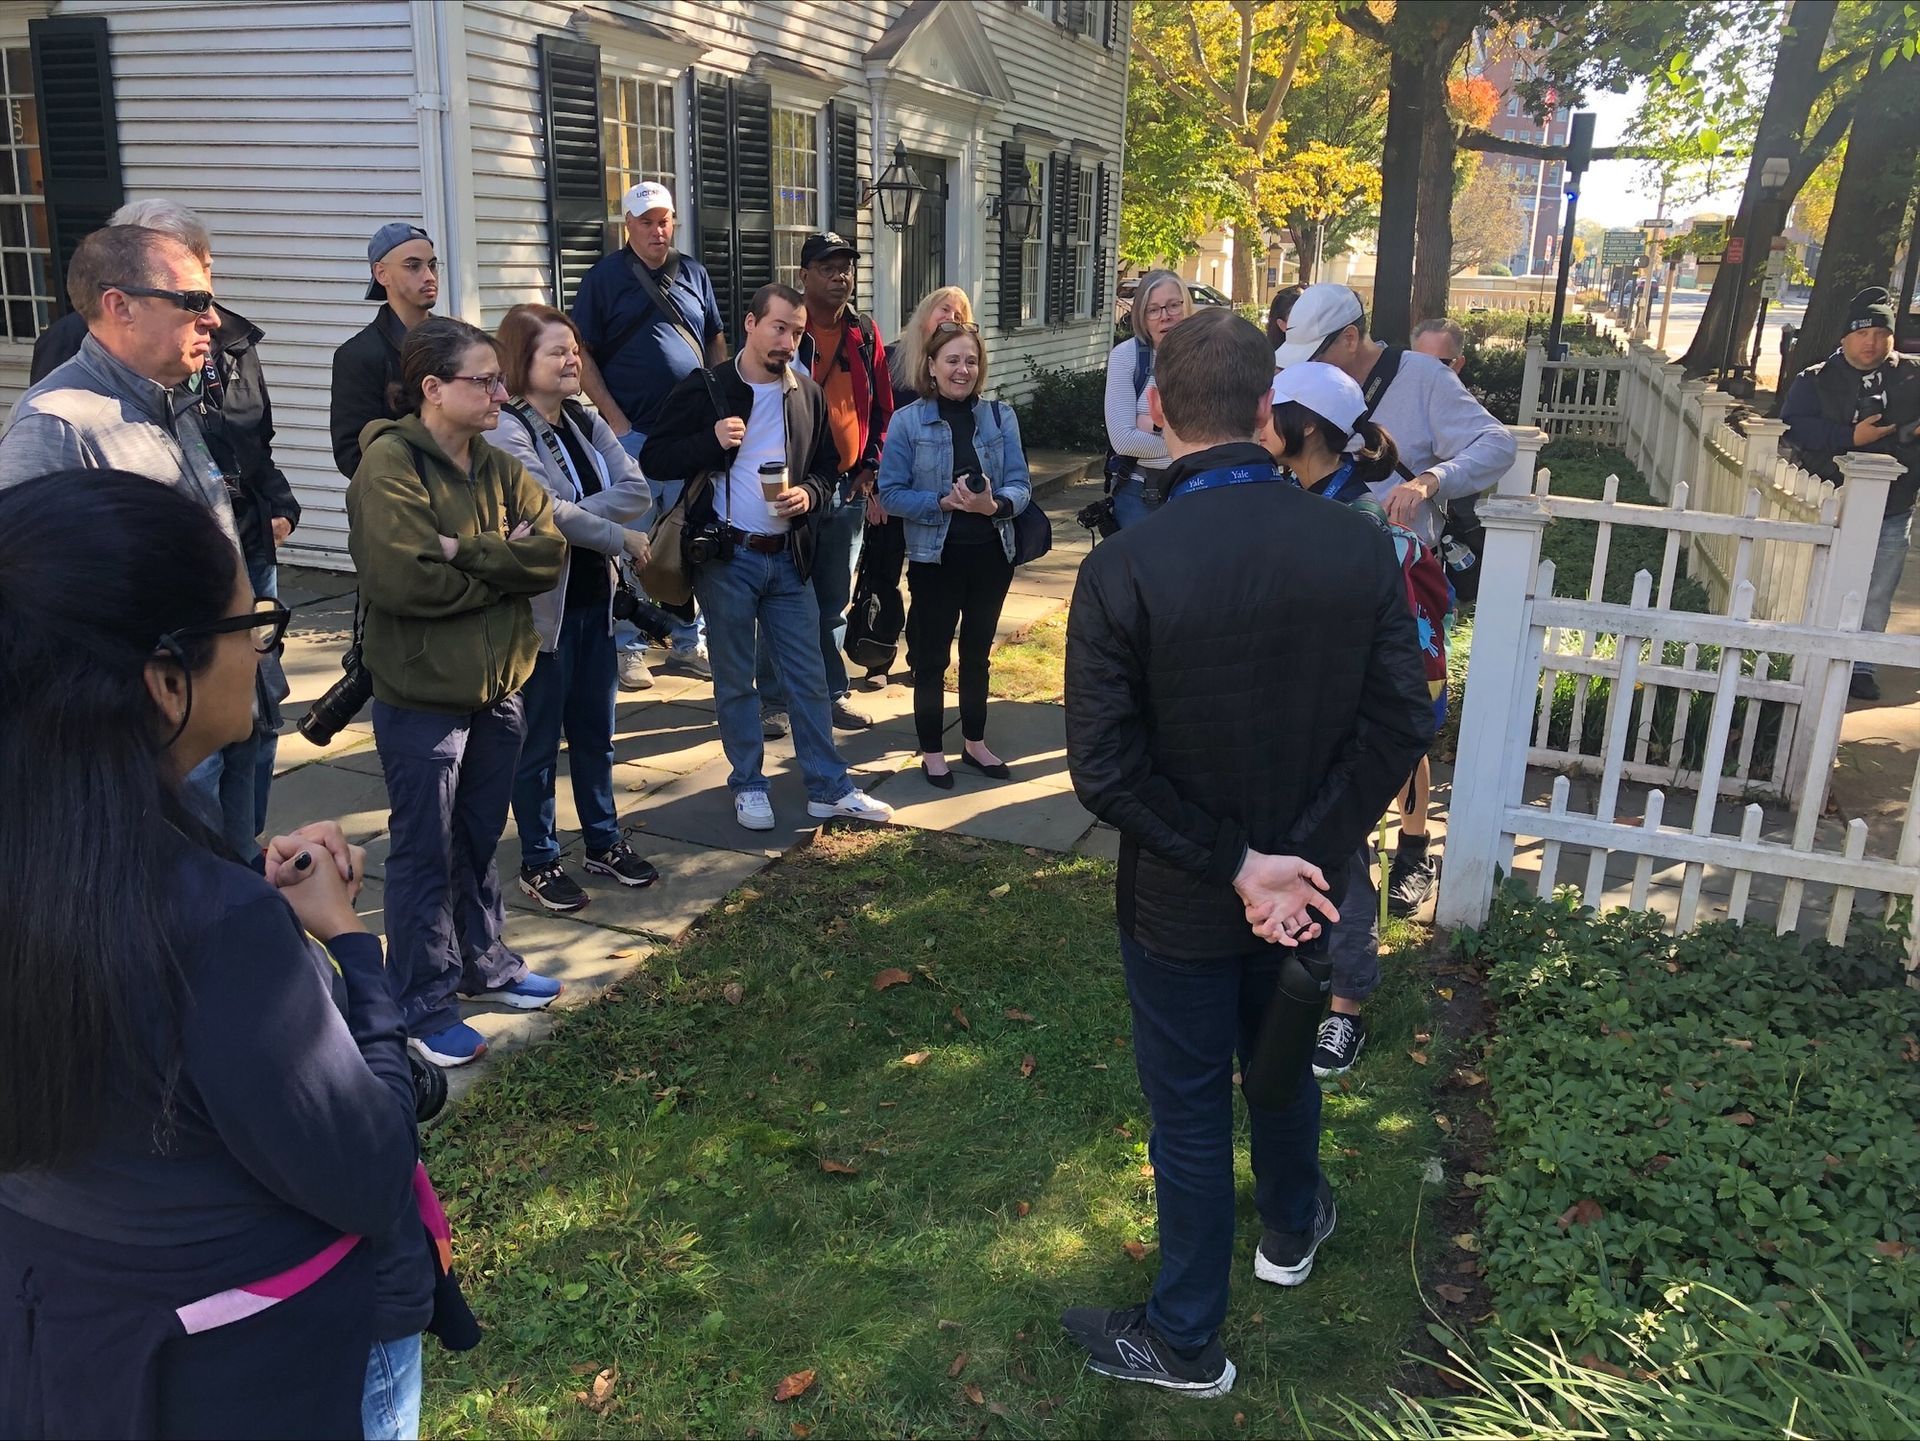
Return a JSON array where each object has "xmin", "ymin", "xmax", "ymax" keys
[
  {"xmin": 409, "ymin": 1021, "xmax": 488, "ymax": 1069},
  {"xmin": 468, "ymin": 971, "xmax": 563, "ymax": 1011}
]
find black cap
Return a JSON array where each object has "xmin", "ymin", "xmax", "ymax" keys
[
  {"xmin": 1847, "ymin": 286, "xmax": 1895, "ymax": 334},
  {"xmin": 800, "ymin": 232, "xmax": 859, "ymax": 268}
]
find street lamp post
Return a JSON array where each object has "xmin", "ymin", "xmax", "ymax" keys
[{"xmin": 1720, "ymin": 154, "xmax": 1791, "ymax": 395}]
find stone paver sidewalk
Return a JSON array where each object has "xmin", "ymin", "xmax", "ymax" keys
[{"xmin": 268, "ymin": 467, "xmax": 1104, "ymax": 1101}]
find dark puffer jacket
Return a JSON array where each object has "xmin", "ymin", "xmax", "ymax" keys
[{"xmin": 1065, "ymin": 442, "xmax": 1436, "ymax": 959}]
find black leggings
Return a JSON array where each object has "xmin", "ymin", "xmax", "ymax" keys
[{"xmin": 906, "ymin": 541, "xmax": 1014, "ymax": 752}]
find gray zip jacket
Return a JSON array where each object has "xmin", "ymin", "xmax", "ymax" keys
[
  {"xmin": 0, "ymin": 333, "xmax": 239, "ymax": 548},
  {"xmin": 490, "ymin": 399, "xmax": 652, "ymax": 651}
]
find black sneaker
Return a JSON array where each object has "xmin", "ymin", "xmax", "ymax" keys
[
  {"xmin": 1386, "ymin": 839, "xmax": 1438, "ymax": 917},
  {"xmin": 1254, "ymin": 1177, "xmax": 1337, "ymax": 1287},
  {"xmin": 584, "ymin": 841, "xmax": 659, "ymax": 888},
  {"xmin": 1058, "ymin": 1304, "xmax": 1235, "ymax": 1398},
  {"xmin": 1850, "ymin": 670, "xmax": 1881, "ymax": 702},
  {"xmin": 1312, "ymin": 1013, "xmax": 1367, "ymax": 1078},
  {"xmin": 518, "ymin": 861, "xmax": 589, "ymax": 913}
]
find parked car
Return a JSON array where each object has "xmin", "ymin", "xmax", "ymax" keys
[{"xmin": 1114, "ymin": 277, "xmax": 1234, "ymax": 333}]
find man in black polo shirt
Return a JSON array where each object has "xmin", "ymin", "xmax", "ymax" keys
[{"xmin": 330, "ymin": 222, "xmax": 437, "ymax": 478}]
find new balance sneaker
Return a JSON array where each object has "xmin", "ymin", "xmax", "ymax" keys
[
  {"xmin": 1312, "ymin": 1012, "xmax": 1367, "ymax": 1078},
  {"xmin": 518, "ymin": 861, "xmax": 589, "ymax": 913},
  {"xmin": 807, "ymin": 788, "xmax": 894, "ymax": 822},
  {"xmin": 616, "ymin": 650, "xmax": 654, "ymax": 691},
  {"xmin": 831, "ymin": 698, "xmax": 873, "ymax": 730},
  {"xmin": 1058, "ymin": 1304, "xmax": 1235, "ymax": 1398},
  {"xmin": 409, "ymin": 1021, "xmax": 488, "ymax": 1069},
  {"xmin": 584, "ymin": 841, "xmax": 659, "ymax": 888},
  {"xmin": 467, "ymin": 972, "xmax": 563, "ymax": 1010},
  {"xmin": 1386, "ymin": 837, "xmax": 1439, "ymax": 917},
  {"xmin": 761, "ymin": 709, "xmax": 790, "ymax": 739},
  {"xmin": 735, "ymin": 790, "xmax": 776, "ymax": 831},
  {"xmin": 1254, "ymin": 1177, "xmax": 1337, "ymax": 1287},
  {"xmin": 666, "ymin": 643, "xmax": 711, "ymax": 679}
]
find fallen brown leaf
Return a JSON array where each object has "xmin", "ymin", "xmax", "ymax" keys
[
  {"xmin": 607, "ymin": 949, "xmax": 634, "ymax": 959},
  {"xmin": 1436, "ymin": 987, "xmax": 1454, "ymax": 1001},
  {"xmin": 1016, "ymin": 1200, "xmax": 1032, "ymax": 1217},
  {"xmin": 1433, "ymin": 1114, "xmax": 1454, "ymax": 1134},
  {"xmin": 569, "ymin": 1362, "xmax": 602, "ymax": 1376},
  {"xmin": 1646, "ymin": 1155, "xmax": 1675, "ymax": 1173},
  {"xmin": 1453, "ymin": 1232, "xmax": 1480, "ymax": 1252},
  {"xmin": 1903, "ymin": 1034, "xmax": 1920, "ymax": 1063},
  {"xmin": 1874, "ymin": 1239, "xmax": 1913, "ymax": 1259},
  {"xmin": 820, "ymin": 1158, "xmax": 859, "ymax": 1176},
  {"xmin": 1414, "ymin": 1031, "xmax": 1433, "ymax": 1044},
  {"xmin": 773, "ymin": 1369, "xmax": 817, "ymax": 1402},
  {"xmin": 1726, "ymin": 1111, "xmax": 1758, "ymax": 1126},
  {"xmin": 988, "ymin": 1402, "xmax": 1011, "ymax": 1418},
  {"xmin": 1578, "ymin": 1354, "xmax": 1630, "ymax": 1380},
  {"xmin": 952, "ymin": 1006, "xmax": 971, "ymax": 1031},
  {"xmin": 1340, "ymin": 1147, "xmax": 1360, "ymax": 1158},
  {"xmin": 1004, "ymin": 1007, "xmax": 1034, "ymax": 1021},
  {"xmin": 1409, "ymin": 1049, "xmax": 1430, "ymax": 1066},
  {"xmin": 988, "ymin": 883, "xmax": 1011, "ymax": 899},
  {"xmin": 791, "ymin": 1425, "xmax": 812, "ymax": 1439},
  {"xmin": 1558, "ymin": 1198, "xmax": 1606, "ymax": 1231},
  {"xmin": 948, "ymin": 1352, "xmax": 969, "ymax": 1378},
  {"xmin": 1434, "ymin": 1283, "xmax": 1470, "ymax": 1303},
  {"xmin": 723, "ymin": 982, "xmax": 745, "ymax": 1006},
  {"xmin": 871, "ymin": 968, "xmax": 912, "ymax": 991},
  {"xmin": 962, "ymin": 1382, "xmax": 984, "ymax": 1406},
  {"xmin": 1450, "ymin": 1068, "xmax": 1487, "ymax": 1089},
  {"xmin": 1723, "ymin": 1038, "xmax": 1755, "ymax": 1051},
  {"xmin": 1140, "ymin": 1162, "xmax": 1156, "ymax": 1178},
  {"xmin": 1019, "ymin": 1053, "xmax": 1037, "ymax": 1078},
  {"xmin": 1123, "ymin": 1240, "xmax": 1149, "ymax": 1261},
  {"xmin": 1824, "ymin": 1152, "xmax": 1844, "ymax": 1168},
  {"xmin": 1234, "ymin": 1413, "xmax": 1247, "ymax": 1427},
  {"xmin": 900, "ymin": 1051, "xmax": 931, "ymax": 1066}
]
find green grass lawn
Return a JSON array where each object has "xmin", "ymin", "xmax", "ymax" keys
[
  {"xmin": 421, "ymin": 829, "xmax": 1447, "ymax": 1438},
  {"xmin": 987, "ymin": 612, "xmax": 1069, "ymax": 702}
]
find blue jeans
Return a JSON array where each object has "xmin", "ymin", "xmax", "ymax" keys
[
  {"xmin": 361, "ymin": 1333, "xmax": 423, "ymax": 1440},
  {"xmin": 373, "ymin": 694, "xmax": 529, "ymax": 1038},
  {"xmin": 757, "ymin": 488, "xmax": 863, "ymax": 707},
  {"xmin": 1112, "ymin": 474, "xmax": 1161, "ymax": 530},
  {"xmin": 251, "ymin": 560, "xmax": 283, "ymax": 836},
  {"xmin": 621, "ymin": 463, "xmax": 704, "ymax": 658},
  {"xmin": 511, "ymin": 605, "xmax": 620, "ymax": 868},
  {"xmin": 1327, "ymin": 846, "xmax": 1380, "ymax": 1004},
  {"xmin": 1858, "ymin": 506, "xmax": 1913, "ymax": 677},
  {"xmin": 693, "ymin": 546, "xmax": 851, "ymax": 803},
  {"xmin": 1120, "ymin": 928, "xmax": 1325, "ymax": 1350},
  {"xmin": 184, "ymin": 736, "xmax": 261, "ymax": 858}
]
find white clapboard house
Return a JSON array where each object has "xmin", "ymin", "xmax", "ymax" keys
[{"xmin": 0, "ymin": 0, "xmax": 1130, "ymax": 567}]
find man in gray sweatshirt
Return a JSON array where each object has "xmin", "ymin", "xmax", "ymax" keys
[{"xmin": 1273, "ymin": 284, "xmax": 1516, "ymax": 1077}]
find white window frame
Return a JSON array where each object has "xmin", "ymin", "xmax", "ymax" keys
[
  {"xmin": 1073, "ymin": 162, "xmax": 1096, "ymax": 319},
  {"xmin": 1506, "ymin": 97, "xmax": 1519, "ymax": 116},
  {"xmin": 1024, "ymin": 0, "xmax": 1105, "ymax": 40},
  {"xmin": 1020, "ymin": 155, "xmax": 1045, "ymax": 327},
  {"xmin": 0, "ymin": 41, "xmax": 51, "ymax": 345},
  {"xmin": 771, "ymin": 104, "xmax": 823, "ymax": 283}
]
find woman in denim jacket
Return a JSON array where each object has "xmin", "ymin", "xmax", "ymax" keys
[{"xmin": 878, "ymin": 322, "xmax": 1032, "ymax": 787}]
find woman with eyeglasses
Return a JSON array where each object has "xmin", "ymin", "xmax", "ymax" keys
[
  {"xmin": 0, "ymin": 473, "xmax": 425, "ymax": 1436},
  {"xmin": 492, "ymin": 303, "xmax": 659, "ymax": 915},
  {"xmin": 1105, "ymin": 269, "xmax": 1192, "ymax": 529},
  {"xmin": 348, "ymin": 317, "xmax": 567, "ymax": 1071},
  {"xmin": 878, "ymin": 320, "xmax": 1032, "ymax": 787}
]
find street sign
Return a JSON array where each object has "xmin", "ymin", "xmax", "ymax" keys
[
  {"xmin": 1765, "ymin": 249, "xmax": 1788, "ymax": 279},
  {"xmin": 1639, "ymin": 217, "xmax": 1675, "ymax": 229},
  {"xmin": 1725, "ymin": 236, "xmax": 1746, "ymax": 265},
  {"xmin": 1761, "ymin": 275, "xmax": 1782, "ymax": 300},
  {"xmin": 1601, "ymin": 228, "xmax": 1643, "ymax": 264}
]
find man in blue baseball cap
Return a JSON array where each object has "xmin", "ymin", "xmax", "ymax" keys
[{"xmin": 329, "ymin": 222, "xmax": 438, "ymax": 477}]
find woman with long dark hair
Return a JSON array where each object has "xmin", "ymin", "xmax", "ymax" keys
[{"xmin": 0, "ymin": 473, "xmax": 422, "ymax": 1436}]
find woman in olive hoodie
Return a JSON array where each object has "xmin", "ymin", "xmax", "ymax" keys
[{"xmin": 347, "ymin": 317, "xmax": 567, "ymax": 1070}]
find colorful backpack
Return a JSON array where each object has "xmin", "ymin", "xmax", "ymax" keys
[{"xmin": 1349, "ymin": 497, "xmax": 1450, "ymax": 701}]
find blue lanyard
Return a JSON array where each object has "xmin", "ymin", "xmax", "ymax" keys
[
  {"xmin": 1168, "ymin": 461, "xmax": 1286, "ymax": 501},
  {"xmin": 1310, "ymin": 458, "xmax": 1364, "ymax": 504}
]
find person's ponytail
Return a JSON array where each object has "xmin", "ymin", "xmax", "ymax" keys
[{"xmin": 1349, "ymin": 417, "xmax": 1401, "ymax": 489}]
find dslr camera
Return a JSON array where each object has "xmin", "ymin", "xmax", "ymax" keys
[
  {"xmin": 298, "ymin": 636, "xmax": 375, "ymax": 747},
  {"xmin": 611, "ymin": 581, "xmax": 681, "ymax": 643},
  {"xmin": 685, "ymin": 519, "xmax": 735, "ymax": 567}
]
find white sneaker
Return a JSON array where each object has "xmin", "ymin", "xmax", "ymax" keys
[
  {"xmin": 670, "ymin": 643, "xmax": 711, "ymax": 680},
  {"xmin": 734, "ymin": 790, "xmax": 776, "ymax": 831},
  {"xmin": 616, "ymin": 650, "xmax": 654, "ymax": 691},
  {"xmin": 807, "ymin": 788, "xmax": 894, "ymax": 823}
]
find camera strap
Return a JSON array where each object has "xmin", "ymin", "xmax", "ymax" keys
[{"xmin": 504, "ymin": 402, "xmax": 586, "ymax": 499}]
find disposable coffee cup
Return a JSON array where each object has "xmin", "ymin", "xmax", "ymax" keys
[{"xmin": 759, "ymin": 460, "xmax": 787, "ymax": 505}]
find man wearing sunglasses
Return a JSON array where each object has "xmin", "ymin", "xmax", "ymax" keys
[{"xmin": 330, "ymin": 222, "xmax": 439, "ymax": 478}]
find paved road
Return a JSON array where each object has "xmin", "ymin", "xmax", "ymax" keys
[{"xmin": 1621, "ymin": 289, "xmax": 1809, "ymax": 389}]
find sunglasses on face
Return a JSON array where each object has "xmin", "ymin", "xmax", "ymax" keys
[
  {"xmin": 106, "ymin": 283, "xmax": 216, "ymax": 314},
  {"xmin": 159, "ymin": 598, "xmax": 294, "ymax": 656},
  {"xmin": 932, "ymin": 320, "xmax": 981, "ymax": 337}
]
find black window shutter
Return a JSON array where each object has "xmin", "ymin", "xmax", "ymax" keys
[
  {"xmin": 29, "ymin": 16, "xmax": 123, "ymax": 318},
  {"xmin": 1063, "ymin": 0, "xmax": 1089, "ymax": 35},
  {"xmin": 1045, "ymin": 153, "xmax": 1070, "ymax": 324},
  {"xmin": 1093, "ymin": 161, "xmax": 1112, "ymax": 322},
  {"xmin": 828, "ymin": 100, "xmax": 860, "ymax": 238},
  {"xmin": 997, "ymin": 141, "xmax": 1025, "ymax": 329},
  {"xmin": 693, "ymin": 74, "xmax": 737, "ymax": 338},
  {"xmin": 732, "ymin": 79, "xmax": 774, "ymax": 328},
  {"xmin": 1101, "ymin": 0, "xmax": 1116, "ymax": 47},
  {"xmin": 537, "ymin": 34, "xmax": 604, "ymax": 311}
]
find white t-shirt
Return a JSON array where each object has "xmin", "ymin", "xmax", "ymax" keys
[{"xmin": 723, "ymin": 379, "xmax": 789, "ymax": 535}]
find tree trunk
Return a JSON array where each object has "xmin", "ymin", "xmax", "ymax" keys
[
  {"xmin": 1680, "ymin": 0, "xmax": 1838, "ymax": 375},
  {"xmin": 1412, "ymin": 67, "xmax": 1456, "ymax": 327},
  {"xmin": 1372, "ymin": 48, "xmax": 1428, "ymax": 344},
  {"xmin": 1291, "ymin": 219, "xmax": 1321, "ymax": 285},
  {"xmin": 1232, "ymin": 181, "xmax": 1260, "ymax": 304},
  {"xmin": 1783, "ymin": 51, "xmax": 1920, "ymax": 388}
]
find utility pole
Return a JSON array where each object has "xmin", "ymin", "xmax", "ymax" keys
[{"xmin": 1546, "ymin": 111, "xmax": 1597, "ymax": 360}]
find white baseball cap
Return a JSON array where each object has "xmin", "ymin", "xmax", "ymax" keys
[
  {"xmin": 1270, "ymin": 361, "xmax": 1369, "ymax": 453},
  {"xmin": 1272, "ymin": 284, "xmax": 1366, "ymax": 368},
  {"xmin": 622, "ymin": 181, "xmax": 676, "ymax": 219}
]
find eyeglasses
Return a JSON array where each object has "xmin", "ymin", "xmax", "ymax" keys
[
  {"xmin": 160, "ymin": 598, "xmax": 294, "ymax": 656},
  {"xmin": 931, "ymin": 321, "xmax": 981, "ymax": 337},
  {"xmin": 1144, "ymin": 302, "xmax": 1185, "ymax": 319},
  {"xmin": 446, "ymin": 373, "xmax": 509, "ymax": 396},
  {"xmin": 395, "ymin": 257, "xmax": 439, "ymax": 274},
  {"xmin": 105, "ymin": 283, "xmax": 216, "ymax": 314}
]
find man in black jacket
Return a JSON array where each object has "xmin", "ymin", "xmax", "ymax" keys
[
  {"xmin": 1061, "ymin": 309, "xmax": 1434, "ymax": 1397},
  {"xmin": 1780, "ymin": 286, "xmax": 1920, "ymax": 702},
  {"xmin": 329, "ymin": 222, "xmax": 437, "ymax": 478},
  {"xmin": 640, "ymin": 283, "xmax": 894, "ymax": 834}
]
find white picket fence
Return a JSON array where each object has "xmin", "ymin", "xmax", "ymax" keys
[{"xmin": 1437, "ymin": 420, "xmax": 1920, "ymax": 971}]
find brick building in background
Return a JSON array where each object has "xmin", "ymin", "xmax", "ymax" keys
[{"xmin": 1466, "ymin": 35, "xmax": 1571, "ymax": 277}]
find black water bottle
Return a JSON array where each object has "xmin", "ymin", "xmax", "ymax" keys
[{"xmin": 1240, "ymin": 932, "xmax": 1333, "ymax": 1110}]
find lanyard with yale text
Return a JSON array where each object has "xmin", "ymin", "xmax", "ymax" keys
[{"xmin": 1168, "ymin": 461, "xmax": 1288, "ymax": 501}]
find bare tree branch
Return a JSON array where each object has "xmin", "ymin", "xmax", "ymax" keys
[
  {"xmin": 1183, "ymin": 8, "xmax": 1237, "ymax": 113},
  {"xmin": 1233, "ymin": 0, "xmax": 1256, "ymax": 123},
  {"xmin": 1457, "ymin": 128, "xmax": 1647, "ymax": 163},
  {"xmin": 1252, "ymin": 19, "xmax": 1311, "ymax": 151}
]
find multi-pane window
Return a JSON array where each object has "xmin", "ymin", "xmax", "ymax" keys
[
  {"xmin": 601, "ymin": 72, "xmax": 676, "ymax": 248},
  {"xmin": 0, "ymin": 47, "xmax": 51, "ymax": 343},
  {"xmin": 1020, "ymin": 156, "xmax": 1044, "ymax": 326},
  {"xmin": 1026, "ymin": 0, "xmax": 1104, "ymax": 38},
  {"xmin": 1074, "ymin": 164, "xmax": 1095, "ymax": 318},
  {"xmin": 771, "ymin": 106, "xmax": 819, "ymax": 281}
]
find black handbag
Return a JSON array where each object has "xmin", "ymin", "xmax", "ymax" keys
[
  {"xmin": 843, "ymin": 522, "xmax": 905, "ymax": 672},
  {"xmin": 1011, "ymin": 501, "xmax": 1053, "ymax": 566}
]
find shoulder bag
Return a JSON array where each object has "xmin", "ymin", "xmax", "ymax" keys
[{"xmin": 637, "ymin": 369, "xmax": 733, "ymax": 606}]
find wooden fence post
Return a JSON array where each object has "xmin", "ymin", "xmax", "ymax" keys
[
  {"xmin": 1435, "ymin": 426, "xmax": 1550, "ymax": 931},
  {"xmin": 1518, "ymin": 340, "xmax": 1544, "ymax": 429}
]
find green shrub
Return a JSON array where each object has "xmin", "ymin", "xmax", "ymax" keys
[
  {"xmin": 1464, "ymin": 342, "xmax": 1526, "ymax": 423},
  {"xmin": 1013, "ymin": 359, "xmax": 1109, "ymax": 452},
  {"xmin": 1458, "ymin": 891, "xmax": 1920, "ymax": 1402},
  {"xmin": 1482, "ymin": 261, "xmax": 1515, "ymax": 277}
]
